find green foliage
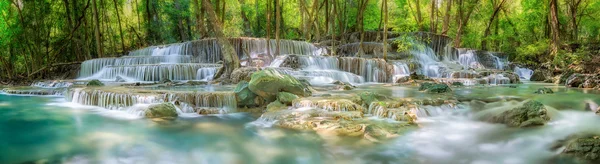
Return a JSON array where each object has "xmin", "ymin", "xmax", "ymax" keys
[
  {"xmin": 515, "ymin": 40, "xmax": 549, "ymax": 66},
  {"xmin": 553, "ymin": 47, "xmax": 592, "ymax": 69}
]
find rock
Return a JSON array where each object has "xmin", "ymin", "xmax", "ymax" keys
[
  {"xmin": 266, "ymin": 100, "xmax": 287, "ymax": 112},
  {"xmin": 145, "ymin": 103, "xmax": 178, "ymax": 119},
  {"xmin": 394, "ymin": 76, "xmax": 410, "ymax": 83},
  {"xmin": 335, "ymin": 84, "xmax": 354, "ymax": 90},
  {"xmin": 559, "ymin": 70, "xmax": 576, "ymax": 85},
  {"xmin": 187, "ymin": 81, "xmax": 208, "ymax": 85},
  {"xmin": 534, "ymin": 88, "xmax": 554, "ymax": 94},
  {"xmin": 115, "ymin": 76, "xmax": 126, "ymax": 82},
  {"xmin": 596, "ymin": 107, "xmax": 600, "ymax": 115},
  {"xmin": 583, "ymin": 77, "xmax": 600, "ymax": 88},
  {"xmin": 234, "ymin": 81, "xmax": 261, "ymax": 107},
  {"xmin": 358, "ymin": 92, "xmax": 390, "ymax": 106},
  {"xmin": 410, "ymin": 72, "xmax": 427, "ymax": 80},
  {"xmin": 159, "ymin": 78, "xmax": 172, "ymax": 84},
  {"xmin": 566, "ymin": 74, "xmax": 587, "ymax": 88},
  {"xmin": 451, "ymin": 82, "xmax": 464, "ymax": 87},
  {"xmin": 196, "ymin": 107, "xmax": 223, "ymax": 115},
  {"xmin": 555, "ymin": 133, "xmax": 600, "ymax": 163},
  {"xmin": 469, "ymin": 100, "xmax": 487, "ymax": 112},
  {"xmin": 530, "ymin": 69, "xmax": 551, "ymax": 82},
  {"xmin": 502, "ymin": 72, "xmax": 521, "ymax": 84},
  {"xmin": 87, "ymin": 79, "xmax": 104, "ymax": 86},
  {"xmin": 419, "ymin": 82, "xmax": 451, "ymax": 93},
  {"xmin": 277, "ymin": 92, "xmax": 299, "ymax": 105},
  {"xmin": 248, "ymin": 68, "xmax": 311, "ymax": 101},
  {"xmin": 230, "ymin": 67, "xmax": 260, "ymax": 83},
  {"xmin": 477, "ymin": 100, "xmax": 551, "ymax": 127}
]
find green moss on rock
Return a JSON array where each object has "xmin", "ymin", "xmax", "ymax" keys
[
  {"xmin": 87, "ymin": 79, "xmax": 105, "ymax": 86},
  {"xmin": 145, "ymin": 103, "xmax": 178, "ymax": 119}
]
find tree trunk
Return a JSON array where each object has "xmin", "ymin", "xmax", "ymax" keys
[
  {"xmin": 441, "ymin": 0, "xmax": 452, "ymax": 35},
  {"xmin": 238, "ymin": 0, "xmax": 252, "ymax": 36},
  {"xmin": 275, "ymin": 0, "xmax": 281, "ymax": 56},
  {"xmin": 113, "ymin": 0, "xmax": 126, "ymax": 53},
  {"xmin": 266, "ymin": 0, "xmax": 272, "ymax": 57},
  {"xmin": 481, "ymin": 0, "xmax": 505, "ymax": 51},
  {"xmin": 383, "ymin": 0, "xmax": 388, "ymax": 60},
  {"xmin": 415, "ymin": 0, "xmax": 423, "ymax": 31},
  {"xmin": 92, "ymin": 0, "xmax": 103, "ymax": 58},
  {"xmin": 358, "ymin": 0, "xmax": 370, "ymax": 57},
  {"xmin": 193, "ymin": 0, "xmax": 207, "ymax": 38},
  {"xmin": 549, "ymin": 0, "xmax": 560, "ymax": 57},
  {"xmin": 202, "ymin": 0, "xmax": 240, "ymax": 80},
  {"xmin": 430, "ymin": 0, "xmax": 436, "ymax": 33}
]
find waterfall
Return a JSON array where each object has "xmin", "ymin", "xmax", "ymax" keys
[
  {"xmin": 484, "ymin": 74, "xmax": 511, "ymax": 85},
  {"xmin": 196, "ymin": 67, "xmax": 218, "ymax": 81},
  {"xmin": 67, "ymin": 88, "xmax": 162, "ymax": 110},
  {"xmin": 79, "ymin": 56, "xmax": 194, "ymax": 78},
  {"xmin": 3, "ymin": 87, "xmax": 66, "ymax": 96},
  {"xmin": 163, "ymin": 92, "xmax": 237, "ymax": 113},
  {"xmin": 82, "ymin": 64, "xmax": 221, "ymax": 81},
  {"xmin": 514, "ymin": 67, "xmax": 534, "ymax": 80},
  {"xmin": 31, "ymin": 81, "xmax": 73, "ymax": 88},
  {"xmin": 458, "ymin": 50, "xmax": 482, "ymax": 69},
  {"xmin": 410, "ymin": 44, "xmax": 446, "ymax": 78}
]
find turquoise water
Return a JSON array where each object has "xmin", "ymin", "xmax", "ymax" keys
[{"xmin": 1, "ymin": 83, "xmax": 600, "ymax": 163}]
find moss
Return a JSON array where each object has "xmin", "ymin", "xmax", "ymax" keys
[
  {"xmin": 145, "ymin": 103, "xmax": 178, "ymax": 119},
  {"xmin": 86, "ymin": 79, "xmax": 104, "ymax": 86},
  {"xmin": 277, "ymin": 92, "xmax": 299, "ymax": 105}
]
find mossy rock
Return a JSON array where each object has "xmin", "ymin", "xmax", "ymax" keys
[
  {"xmin": 477, "ymin": 100, "xmax": 551, "ymax": 127},
  {"xmin": 266, "ymin": 100, "xmax": 287, "ymax": 112},
  {"xmin": 554, "ymin": 133, "xmax": 600, "ymax": 163},
  {"xmin": 248, "ymin": 68, "xmax": 311, "ymax": 102},
  {"xmin": 451, "ymin": 82, "xmax": 464, "ymax": 87},
  {"xmin": 358, "ymin": 92, "xmax": 390, "ymax": 106},
  {"xmin": 145, "ymin": 103, "xmax": 178, "ymax": 119},
  {"xmin": 277, "ymin": 92, "xmax": 299, "ymax": 105},
  {"xmin": 234, "ymin": 81, "xmax": 260, "ymax": 107},
  {"xmin": 534, "ymin": 87, "xmax": 554, "ymax": 94},
  {"xmin": 419, "ymin": 82, "xmax": 451, "ymax": 93},
  {"xmin": 87, "ymin": 79, "xmax": 105, "ymax": 86}
]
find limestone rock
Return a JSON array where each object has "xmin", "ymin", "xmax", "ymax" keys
[
  {"xmin": 358, "ymin": 92, "xmax": 390, "ymax": 106},
  {"xmin": 230, "ymin": 67, "xmax": 260, "ymax": 84},
  {"xmin": 534, "ymin": 88, "xmax": 554, "ymax": 94},
  {"xmin": 555, "ymin": 134, "xmax": 600, "ymax": 163},
  {"xmin": 145, "ymin": 103, "xmax": 178, "ymax": 119},
  {"xmin": 477, "ymin": 100, "xmax": 551, "ymax": 127},
  {"xmin": 277, "ymin": 92, "xmax": 299, "ymax": 105},
  {"xmin": 87, "ymin": 79, "xmax": 104, "ymax": 87},
  {"xmin": 266, "ymin": 100, "xmax": 287, "ymax": 112},
  {"xmin": 248, "ymin": 68, "xmax": 311, "ymax": 101},
  {"xmin": 419, "ymin": 82, "xmax": 452, "ymax": 93},
  {"xmin": 530, "ymin": 69, "xmax": 552, "ymax": 82},
  {"xmin": 234, "ymin": 81, "xmax": 261, "ymax": 107}
]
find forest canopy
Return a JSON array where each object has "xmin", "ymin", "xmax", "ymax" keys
[{"xmin": 1, "ymin": 0, "xmax": 599, "ymax": 80}]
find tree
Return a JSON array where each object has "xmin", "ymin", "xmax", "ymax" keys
[
  {"xmin": 92, "ymin": 0, "xmax": 103, "ymax": 57},
  {"xmin": 203, "ymin": 0, "xmax": 240, "ymax": 80},
  {"xmin": 454, "ymin": 0, "xmax": 479, "ymax": 47},
  {"xmin": 481, "ymin": 0, "xmax": 506, "ymax": 51},
  {"xmin": 549, "ymin": 0, "xmax": 560, "ymax": 56},
  {"xmin": 441, "ymin": 0, "xmax": 452, "ymax": 35}
]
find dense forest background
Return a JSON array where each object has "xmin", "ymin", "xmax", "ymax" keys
[{"xmin": 1, "ymin": 0, "xmax": 599, "ymax": 80}]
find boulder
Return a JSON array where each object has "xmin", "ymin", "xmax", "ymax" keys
[
  {"xmin": 266, "ymin": 100, "xmax": 287, "ymax": 112},
  {"xmin": 476, "ymin": 100, "xmax": 551, "ymax": 127},
  {"xmin": 87, "ymin": 79, "xmax": 104, "ymax": 87},
  {"xmin": 419, "ymin": 82, "xmax": 452, "ymax": 93},
  {"xmin": 145, "ymin": 103, "xmax": 178, "ymax": 119},
  {"xmin": 566, "ymin": 74, "xmax": 587, "ymax": 88},
  {"xmin": 555, "ymin": 134, "xmax": 600, "ymax": 163},
  {"xmin": 451, "ymin": 82, "xmax": 464, "ymax": 87},
  {"xmin": 534, "ymin": 88, "xmax": 554, "ymax": 94},
  {"xmin": 277, "ymin": 92, "xmax": 299, "ymax": 105},
  {"xmin": 394, "ymin": 76, "xmax": 410, "ymax": 83},
  {"xmin": 159, "ymin": 78, "xmax": 172, "ymax": 84},
  {"xmin": 230, "ymin": 67, "xmax": 260, "ymax": 84},
  {"xmin": 530, "ymin": 69, "xmax": 552, "ymax": 82},
  {"xmin": 248, "ymin": 68, "xmax": 311, "ymax": 101},
  {"xmin": 234, "ymin": 81, "xmax": 261, "ymax": 107},
  {"xmin": 560, "ymin": 70, "xmax": 576, "ymax": 85},
  {"xmin": 358, "ymin": 92, "xmax": 390, "ymax": 106}
]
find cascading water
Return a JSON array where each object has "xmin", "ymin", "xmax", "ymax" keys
[
  {"xmin": 197, "ymin": 67, "xmax": 218, "ymax": 81},
  {"xmin": 514, "ymin": 66, "xmax": 534, "ymax": 80},
  {"xmin": 82, "ymin": 64, "xmax": 221, "ymax": 81},
  {"xmin": 458, "ymin": 50, "xmax": 482, "ymax": 69},
  {"xmin": 79, "ymin": 56, "xmax": 194, "ymax": 77}
]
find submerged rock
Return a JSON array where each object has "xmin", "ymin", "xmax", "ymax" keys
[
  {"xmin": 234, "ymin": 81, "xmax": 261, "ymax": 107},
  {"xmin": 358, "ymin": 92, "xmax": 390, "ymax": 106},
  {"xmin": 266, "ymin": 100, "xmax": 287, "ymax": 112},
  {"xmin": 419, "ymin": 82, "xmax": 452, "ymax": 93},
  {"xmin": 248, "ymin": 68, "xmax": 311, "ymax": 101},
  {"xmin": 115, "ymin": 76, "xmax": 126, "ymax": 82},
  {"xmin": 476, "ymin": 100, "xmax": 551, "ymax": 127},
  {"xmin": 277, "ymin": 92, "xmax": 299, "ymax": 105},
  {"xmin": 554, "ymin": 133, "xmax": 600, "ymax": 163},
  {"xmin": 145, "ymin": 103, "xmax": 178, "ymax": 119},
  {"xmin": 451, "ymin": 82, "xmax": 464, "ymax": 87},
  {"xmin": 535, "ymin": 88, "xmax": 554, "ymax": 94},
  {"xmin": 87, "ymin": 79, "xmax": 104, "ymax": 86}
]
